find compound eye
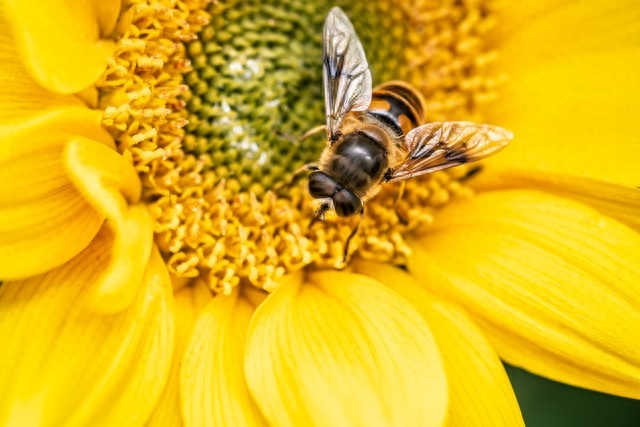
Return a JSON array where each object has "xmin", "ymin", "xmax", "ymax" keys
[
  {"xmin": 333, "ymin": 188, "xmax": 363, "ymax": 217},
  {"xmin": 308, "ymin": 171, "xmax": 338, "ymax": 198}
]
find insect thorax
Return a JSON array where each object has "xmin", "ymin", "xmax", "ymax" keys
[{"xmin": 324, "ymin": 130, "xmax": 388, "ymax": 197}]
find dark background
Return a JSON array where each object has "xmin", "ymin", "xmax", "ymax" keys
[{"xmin": 507, "ymin": 365, "xmax": 640, "ymax": 426}]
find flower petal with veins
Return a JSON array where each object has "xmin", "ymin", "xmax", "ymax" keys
[
  {"xmin": 486, "ymin": 0, "xmax": 640, "ymax": 186},
  {"xmin": 2, "ymin": 0, "xmax": 119, "ymax": 94},
  {"xmin": 244, "ymin": 271, "xmax": 448, "ymax": 427},
  {"xmin": 409, "ymin": 190, "xmax": 640, "ymax": 399},
  {"xmin": 0, "ymin": 110, "xmax": 113, "ymax": 280},
  {"xmin": 0, "ymin": 232, "xmax": 173, "ymax": 427},
  {"xmin": 352, "ymin": 259, "xmax": 525, "ymax": 427},
  {"xmin": 181, "ymin": 289, "xmax": 267, "ymax": 427}
]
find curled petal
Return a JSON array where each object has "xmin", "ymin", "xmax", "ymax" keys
[
  {"xmin": 352, "ymin": 259, "xmax": 524, "ymax": 427},
  {"xmin": 64, "ymin": 138, "xmax": 151, "ymax": 312},
  {"xmin": 0, "ymin": 14, "xmax": 85, "ymax": 129},
  {"xmin": 244, "ymin": 271, "xmax": 448, "ymax": 427},
  {"xmin": 0, "ymin": 109, "xmax": 113, "ymax": 280},
  {"xmin": 0, "ymin": 233, "xmax": 174, "ymax": 427},
  {"xmin": 2, "ymin": 0, "xmax": 119, "ymax": 94},
  {"xmin": 409, "ymin": 190, "xmax": 640, "ymax": 399}
]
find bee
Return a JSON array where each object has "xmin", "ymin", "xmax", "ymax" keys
[{"xmin": 307, "ymin": 7, "xmax": 513, "ymax": 259}]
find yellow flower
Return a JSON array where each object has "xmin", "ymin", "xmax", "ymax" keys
[{"xmin": 1, "ymin": 1, "xmax": 639, "ymax": 426}]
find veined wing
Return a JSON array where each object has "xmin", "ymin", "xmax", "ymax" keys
[
  {"xmin": 323, "ymin": 7, "xmax": 372, "ymax": 143},
  {"xmin": 387, "ymin": 122, "xmax": 513, "ymax": 182}
]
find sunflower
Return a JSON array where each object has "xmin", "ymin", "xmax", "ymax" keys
[{"xmin": 1, "ymin": 0, "xmax": 639, "ymax": 426}]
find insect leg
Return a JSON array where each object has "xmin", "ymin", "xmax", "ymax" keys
[
  {"xmin": 277, "ymin": 124, "xmax": 326, "ymax": 144},
  {"xmin": 276, "ymin": 124, "xmax": 326, "ymax": 145},
  {"xmin": 273, "ymin": 163, "xmax": 319, "ymax": 195},
  {"xmin": 273, "ymin": 125, "xmax": 325, "ymax": 196},
  {"xmin": 343, "ymin": 207, "xmax": 364, "ymax": 263},
  {"xmin": 298, "ymin": 124, "xmax": 327, "ymax": 142},
  {"xmin": 459, "ymin": 165, "xmax": 483, "ymax": 182},
  {"xmin": 393, "ymin": 181, "xmax": 408, "ymax": 225},
  {"xmin": 292, "ymin": 163, "xmax": 320, "ymax": 179}
]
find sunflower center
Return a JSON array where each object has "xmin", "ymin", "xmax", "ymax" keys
[
  {"xmin": 181, "ymin": 1, "xmax": 326, "ymax": 195},
  {"xmin": 97, "ymin": 0, "xmax": 502, "ymax": 294}
]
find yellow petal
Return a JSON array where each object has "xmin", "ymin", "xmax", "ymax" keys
[
  {"xmin": 0, "ymin": 110, "xmax": 113, "ymax": 280},
  {"xmin": 0, "ymin": 11, "xmax": 85, "ymax": 128},
  {"xmin": 409, "ymin": 190, "xmax": 640, "ymax": 399},
  {"xmin": 2, "ymin": 0, "xmax": 119, "ymax": 94},
  {"xmin": 244, "ymin": 271, "xmax": 448, "ymax": 427},
  {"xmin": 472, "ymin": 170, "xmax": 640, "ymax": 233},
  {"xmin": 86, "ymin": 248, "xmax": 175, "ymax": 427},
  {"xmin": 485, "ymin": 0, "xmax": 640, "ymax": 186},
  {"xmin": 0, "ymin": 231, "xmax": 174, "ymax": 427},
  {"xmin": 0, "ymin": 106, "xmax": 112, "ymax": 146},
  {"xmin": 95, "ymin": 1, "xmax": 120, "ymax": 36},
  {"xmin": 352, "ymin": 259, "xmax": 524, "ymax": 427},
  {"xmin": 64, "ymin": 138, "xmax": 151, "ymax": 312},
  {"xmin": 147, "ymin": 280, "xmax": 212, "ymax": 426},
  {"xmin": 181, "ymin": 288, "xmax": 267, "ymax": 427}
]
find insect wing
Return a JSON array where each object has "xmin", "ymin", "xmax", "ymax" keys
[
  {"xmin": 387, "ymin": 122, "xmax": 513, "ymax": 182},
  {"xmin": 323, "ymin": 7, "xmax": 372, "ymax": 142}
]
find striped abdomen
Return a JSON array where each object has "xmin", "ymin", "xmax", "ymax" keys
[{"xmin": 366, "ymin": 81, "xmax": 426, "ymax": 137}]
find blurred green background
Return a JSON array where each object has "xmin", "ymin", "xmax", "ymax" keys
[{"xmin": 507, "ymin": 365, "xmax": 640, "ymax": 426}]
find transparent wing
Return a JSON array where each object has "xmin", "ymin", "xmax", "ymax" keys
[
  {"xmin": 323, "ymin": 6, "xmax": 372, "ymax": 143},
  {"xmin": 387, "ymin": 122, "xmax": 513, "ymax": 182}
]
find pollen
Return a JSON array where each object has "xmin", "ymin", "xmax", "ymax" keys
[{"xmin": 96, "ymin": 0, "xmax": 502, "ymax": 294}]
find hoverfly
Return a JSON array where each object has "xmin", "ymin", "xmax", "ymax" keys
[{"xmin": 307, "ymin": 7, "xmax": 513, "ymax": 260}]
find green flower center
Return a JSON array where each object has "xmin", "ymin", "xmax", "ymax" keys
[{"xmin": 182, "ymin": 1, "xmax": 423, "ymax": 194}]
